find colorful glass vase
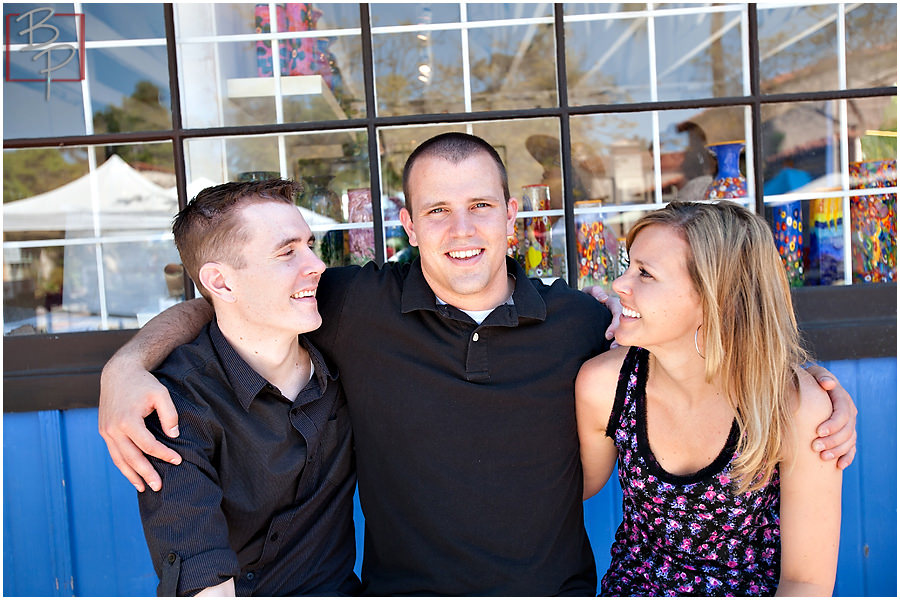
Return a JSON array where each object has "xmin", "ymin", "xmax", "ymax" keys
[
  {"xmin": 849, "ymin": 159, "xmax": 897, "ymax": 283},
  {"xmin": 808, "ymin": 197, "xmax": 844, "ymax": 286},
  {"xmin": 703, "ymin": 141, "xmax": 748, "ymax": 200},
  {"xmin": 574, "ymin": 200, "xmax": 617, "ymax": 288},
  {"xmin": 521, "ymin": 184, "xmax": 552, "ymax": 278},
  {"xmin": 773, "ymin": 201, "xmax": 804, "ymax": 286}
]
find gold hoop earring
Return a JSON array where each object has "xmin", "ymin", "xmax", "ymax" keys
[{"xmin": 694, "ymin": 325, "xmax": 705, "ymax": 359}]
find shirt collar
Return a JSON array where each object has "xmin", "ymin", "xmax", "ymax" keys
[
  {"xmin": 400, "ymin": 256, "xmax": 547, "ymax": 324},
  {"xmin": 209, "ymin": 320, "xmax": 335, "ymax": 411}
]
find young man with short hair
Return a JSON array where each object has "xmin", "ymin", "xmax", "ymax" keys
[{"xmin": 137, "ymin": 180, "xmax": 358, "ymax": 596}]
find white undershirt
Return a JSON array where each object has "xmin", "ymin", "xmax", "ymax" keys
[
  {"xmin": 306, "ymin": 357, "xmax": 315, "ymax": 385},
  {"xmin": 435, "ymin": 294, "xmax": 515, "ymax": 325}
]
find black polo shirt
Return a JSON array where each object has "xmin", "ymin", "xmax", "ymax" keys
[
  {"xmin": 139, "ymin": 320, "xmax": 359, "ymax": 596},
  {"xmin": 311, "ymin": 257, "xmax": 612, "ymax": 596}
]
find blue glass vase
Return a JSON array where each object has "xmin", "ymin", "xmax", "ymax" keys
[{"xmin": 703, "ymin": 141, "xmax": 747, "ymax": 199}]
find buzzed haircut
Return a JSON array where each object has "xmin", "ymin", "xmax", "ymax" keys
[
  {"xmin": 172, "ymin": 178, "xmax": 302, "ymax": 302},
  {"xmin": 401, "ymin": 132, "xmax": 510, "ymax": 215}
]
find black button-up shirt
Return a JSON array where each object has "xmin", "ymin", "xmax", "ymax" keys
[
  {"xmin": 310, "ymin": 258, "xmax": 613, "ymax": 596},
  {"xmin": 139, "ymin": 320, "xmax": 358, "ymax": 596}
]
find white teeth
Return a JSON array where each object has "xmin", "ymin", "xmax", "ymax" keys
[
  {"xmin": 448, "ymin": 249, "xmax": 482, "ymax": 259},
  {"xmin": 291, "ymin": 290, "xmax": 315, "ymax": 299},
  {"xmin": 622, "ymin": 307, "xmax": 641, "ymax": 318}
]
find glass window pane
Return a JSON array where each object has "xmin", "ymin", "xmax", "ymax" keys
[
  {"xmin": 4, "ymin": 146, "xmax": 92, "ymax": 239},
  {"xmin": 3, "ymin": 4, "xmax": 85, "ymax": 138},
  {"xmin": 184, "ymin": 132, "xmax": 372, "ymax": 267},
  {"xmin": 3, "ymin": 147, "xmax": 89, "ymax": 205},
  {"xmin": 846, "ymin": 3, "xmax": 897, "ymax": 90},
  {"xmin": 373, "ymin": 29, "xmax": 465, "ymax": 116},
  {"xmin": 761, "ymin": 100, "xmax": 839, "ymax": 195},
  {"xmin": 4, "ymin": 143, "xmax": 174, "ymax": 242},
  {"xmin": 4, "ymin": 242, "xmax": 99, "ymax": 335},
  {"xmin": 468, "ymin": 22, "xmax": 557, "ymax": 112},
  {"xmin": 89, "ymin": 46, "xmax": 172, "ymax": 134},
  {"xmin": 82, "ymin": 3, "xmax": 165, "ymax": 41},
  {"xmin": 654, "ymin": 8, "xmax": 745, "ymax": 101},
  {"xmin": 651, "ymin": 107, "xmax": 748, "ymax": 203},
  {"xmin": 177, "ymin": 4, "xmax": 364, "ymax": 127},
  {"xmin": 3, "ymin": 238, "xmax": 183, "ymax": 335},
  {"xmin": 4, "ymin": 143, "xmax": 182, "ymax": 335},
  {"xmin": 290, "ymin": 131, "xmax": 372, "ymax": 266},
  {"xmin": 370, "ymin": 3, "xmax": 460, "ymax": 28},
  {"xmin": 100, "ymin": 238, "xmax": 184, "ymax": 328},
  {"xmin": 185, "ymin": 135, "xmax": 279, "ymax": 182},
  {"xmin": 566, "ymin": 16, "xmax": 651, "ymax": 105},
  {"xmin": 758, "ymin": 4, "xmax": 839, "ymax": 94},
  {"xmin": 570, "ymin": 112, "xmax": 656, "ymax": 206}
]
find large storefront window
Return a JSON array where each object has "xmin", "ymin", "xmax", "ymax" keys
[
  {"xmin": 175, "ymin": 3, "xmax": 366, "ymax": 127},
  {"xmin": 4, "ymin": 142, "xmax": 180, "ymax": 335},
  {"xmin": 2, "ymin": 3, "xmax": 896, "ymax": 358}
]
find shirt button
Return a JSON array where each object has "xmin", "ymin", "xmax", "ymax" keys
[
  {"xmin": 472, "ymin": 332, "xmax": 479, "ymax": 342},
  {"xmin": 246, "ymin": 572, "xmax": 255, "ymax": 581},
  {"xmin": 166, "ymin": 553, "xmax": 177, "ymax": 565}
]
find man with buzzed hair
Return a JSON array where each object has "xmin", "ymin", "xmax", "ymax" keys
[{"xmin": 136, "ymin": 179, "xmax": 358, "ymax": 596}]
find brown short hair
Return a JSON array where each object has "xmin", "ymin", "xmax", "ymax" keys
[
  {"xmin": 401, "ymin": 132, "xmax": 510, "ymax": 216},
  {"xmin": 172, "ymin": 179, "xmax": 301, "ymax": 301}
]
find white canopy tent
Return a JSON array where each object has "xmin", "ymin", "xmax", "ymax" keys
[{"xmin": 4, "ymin": 155, "xmax": 338, "ymax": 234}]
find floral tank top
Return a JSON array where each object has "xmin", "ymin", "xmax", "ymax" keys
[{"xmin": 600, "ymin": 347, "xmax": 781, "ymax": 596}]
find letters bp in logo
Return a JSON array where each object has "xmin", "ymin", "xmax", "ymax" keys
[{"xmin": 5, "ymin": 7, "xmax": 85, "ymax": 100}]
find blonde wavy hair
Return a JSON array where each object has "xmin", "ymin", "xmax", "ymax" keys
[{"xmin": 626, "ymin": 201, "xmax": 810, "ymax": 493}]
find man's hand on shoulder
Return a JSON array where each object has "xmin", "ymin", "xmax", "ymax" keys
[
  {"xmin": 98, "ymin": 355, "xmax": 182, "ymax": 492},
  {"xmin": 582, "ymin": 286, "xmax": 621, "ymax": 347},
  {"xmin": 804, "ymin": 363, "xmax": 858, "ymax": 470}
]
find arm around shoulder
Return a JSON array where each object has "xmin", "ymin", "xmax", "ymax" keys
[
  {"xmin": 98, "ymin": 298, "xmax": 214, "ymax": 492},
  {"xmin": 777, "ymin": 369, "xmax": 843, "ymax": 596},
  {"xmin": 576, "ymin": 346, "xmax": 628, "ymax": 500}
]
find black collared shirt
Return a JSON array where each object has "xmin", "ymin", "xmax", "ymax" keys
[
  {"xmin": 139, "ymin": 320, "xmax": 359, "ymax": 596},
  {"xmin": 311, "ymin": 258, "xmax": 613, "ymax": 596}
]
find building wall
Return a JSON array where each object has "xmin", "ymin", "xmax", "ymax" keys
[{"xmin": 3, "ymin": 357, "xmax": 896, "ymax": 596}]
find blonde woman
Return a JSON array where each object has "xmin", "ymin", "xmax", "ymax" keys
[{"xmin": 576, "ymin": 201, "xmax": 841, "ymax": 596}]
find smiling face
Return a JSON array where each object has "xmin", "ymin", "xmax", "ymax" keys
[
  {"xmin": 611, "ymin": 224, "xmax": 704, "ymax": 352},
  {"xmin": 217, "ymin": 200, "xmax": 326, "ymax": 337},
  {"xmin": 400, "ymin": 151, "xmax": 519, "ymax": 311}
]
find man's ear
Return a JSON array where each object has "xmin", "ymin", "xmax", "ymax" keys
[
  {"xmin": 198, "ymin": 262, "xmax": 235, "ymax": 303},
  {"xmin": 506, "ymin": 197, "xmax": 519, "ymax": 237},
  {"xmin": 399, "ymin": 207, "xmax": 418, "ymax": 247}
]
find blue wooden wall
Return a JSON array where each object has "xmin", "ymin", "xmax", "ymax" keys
[{"xmin": 4, "ymin": 357, "xmax": 896, "ymax": 596}]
